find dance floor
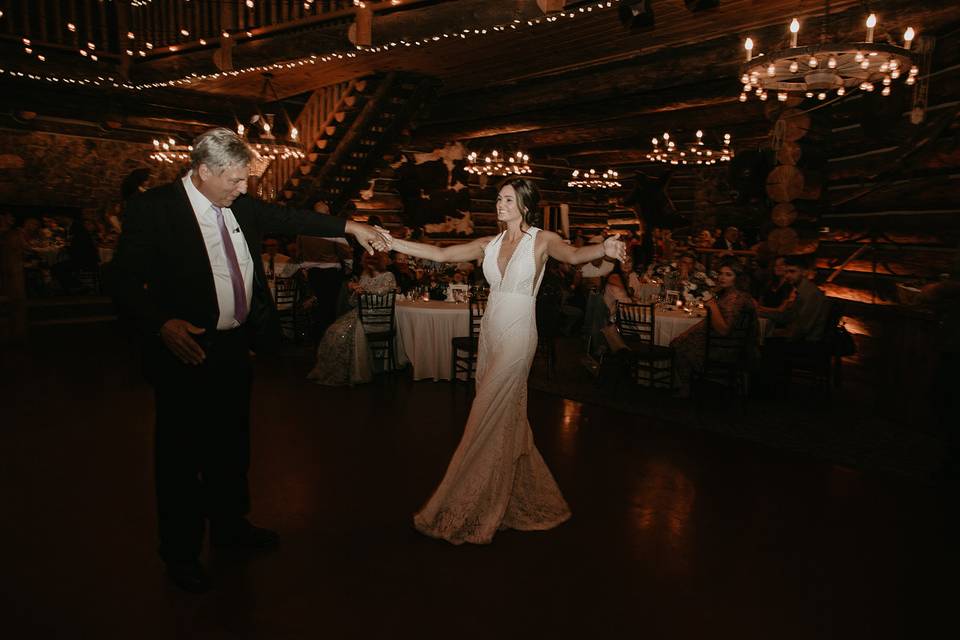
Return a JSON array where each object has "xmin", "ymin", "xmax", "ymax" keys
[{"xmin": 0, "ymin": 324, "xmax": 952, "ymax": 639}]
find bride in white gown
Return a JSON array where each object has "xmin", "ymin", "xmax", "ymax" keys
[{"xmin": 379, "ymin": 178, "xmax": 626, "ymax": 545}]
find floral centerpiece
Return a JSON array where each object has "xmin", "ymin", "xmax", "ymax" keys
[
  {"xmin": 682, "ymin": 270, "xmax": 716, "ymax": 304},
  {"xmin": 642, "ymin": 261, "xmax": 716, "ymax": 304}
]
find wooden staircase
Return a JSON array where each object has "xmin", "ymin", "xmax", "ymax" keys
[{"xmin": 258, "ymin": 72, "xmax": 437, "ymax": 214}]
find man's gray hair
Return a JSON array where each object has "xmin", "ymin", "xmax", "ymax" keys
[{"xmin": 190, "ymin": 127, "xmax": 254, "ymax": 173}]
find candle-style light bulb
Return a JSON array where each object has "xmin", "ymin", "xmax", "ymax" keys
[
  {"xmin": 904, "ymin": 27, "xmax": 915, "ymax": 49},
  {"xmin": 866, "ymin": 14, "xmax": 877, "ymax": 43},
  {"xmin": 789, "ymin": 18, "xmax": 799, "ymax": 48},
  {"xmin": 744, "ymin": 37, "xmax": 754, "ymax": 62}
]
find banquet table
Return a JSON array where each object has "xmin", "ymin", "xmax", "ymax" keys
[
  {"xmin": 653, "ymin": 307, "xmax": 772, "ymax": 346},
  {"xmin": 395, "ymin": 299, "xmax": 470, "ymax": 381}
]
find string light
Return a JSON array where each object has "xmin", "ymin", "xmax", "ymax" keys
[{"xmin": 0, "ymin": 1, "xmax": 619, "ymax": 92}]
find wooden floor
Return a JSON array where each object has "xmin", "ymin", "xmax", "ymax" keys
[{"xmin": 0, "ymin": 324, "xmax": 953, "ymax": 639}]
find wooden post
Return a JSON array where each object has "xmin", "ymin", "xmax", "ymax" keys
[
  {"xmin": 348, "ymin": 6, "xmax": 373, "ymax": 47},
  {"xmin": 214, "ymin": 0, "xmax": 235, "ymax": 71}
]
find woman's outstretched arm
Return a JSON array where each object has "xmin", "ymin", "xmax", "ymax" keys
[
  {"xmin": 541, "ymin": 230, "xmax": 627, "ymax": 266},
  {"xmin": 377, "ymin": 228, "xmax": 492, "ymax": 264}
]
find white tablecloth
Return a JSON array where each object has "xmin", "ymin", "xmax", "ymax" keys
[
  {"xmin": 395, "ymin": 300, "xmax": 470, "ymax": 381},
  {"xmin": 654, "ymin": 309, "xmax": 702, "ymax": 346},
  {"xmin": 654, "ymin": 308, "xmax": 772, "ymax": 346}
]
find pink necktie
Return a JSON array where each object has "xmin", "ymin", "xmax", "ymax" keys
[{"xmin": 211, "ymin": 205, "xmax": 248, "ymax": 324}]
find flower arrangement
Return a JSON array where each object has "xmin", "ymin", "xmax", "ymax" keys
[
  {"xmin": 642, "ymin": 261, "xmax": 717, "ymax": 304},
  {"xmin": 682, "ymin": 270, "xmax": 717, "ymax": 304}
]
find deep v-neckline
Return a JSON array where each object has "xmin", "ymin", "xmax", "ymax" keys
[{"xmin": 496, "ymin": 231, "xmax": 524, "ymax": 283}]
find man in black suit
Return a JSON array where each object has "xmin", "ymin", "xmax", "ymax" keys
[{"xmin": 111, "ymin": 128, "xmax": 387, "ymax": 593}]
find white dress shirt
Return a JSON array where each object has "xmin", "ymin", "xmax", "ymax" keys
[{"xmin": 182, "ymin": 172, "xmax": 254, "ymax": 329}]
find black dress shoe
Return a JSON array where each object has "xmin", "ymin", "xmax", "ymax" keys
[
  {"xmin": 165, "ymin": 560, "xmax": 211, "ymax": 594},
  {"xmin": 211, "ymin": 521, "xmax": 280, "ymax": 551}
]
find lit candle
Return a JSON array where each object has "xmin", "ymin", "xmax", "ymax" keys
[
  {"xmin": 789, "ymin": 18, "xmax": 799, "ymax": 47},
  {"xmin": 865, "ymin": 14, "xmax": 877, "ymax": 43},
  {"xmin": 744, "ymin": 37, "xmax": 754, "ymax": 61},
  {"xmin": 903, "ymin": 27, "xmax": 915, "ymax": 49}
]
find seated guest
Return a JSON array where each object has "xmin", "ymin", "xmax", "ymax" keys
[
  {"xmin": 713, "ymin": 226, "xmax": 746, "ymax": 253},
  {"xmin": 580, "ymin": 236, "xmax": 615, "ymax": 291},
  {"xmin": 261, "ymin": 237, "xmax": 291, "ymax": 278},
  {"xmin": 670, "ymin": 258, "xmax": 757, "ymax": 397},
  {"xmin": 52, "ymin": 217, "xmax": 101, "ymax": 294},
  {"xmin": 539, "ymin": 258, "xmax": 582, "ymax": 335},
  {"xmin": 760, "ymin": 254, "xmax": 828, "ymax": 342},
  {"xmin": 756, "ymin": 255, "xmax": 795, "ymax": 312},
  {"xmin": 692, "ymin": 228, "xmax": 714, "ymax": 249},
  {"xmin": 307, "ymin": 252, "xmax": 397, "ymax": 386},
  {"xmin": 603, "ymin": 269, "xmax": 633, "ymax": 320},
  {"xmin": 388, "ymin": 251, "xmax": 419, "ymax": 293},
  {"xmin": 298, "ymin": 229, "xmax": 353, "ymax": 336}
]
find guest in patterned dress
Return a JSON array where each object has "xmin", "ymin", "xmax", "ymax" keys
[
  {"xmin": 670, "ymin": 258, "xmax": 757, "ymax": 397},
  {"xmin": 307, "ymin": 252, "xmax": 397, "ymax": 386}
]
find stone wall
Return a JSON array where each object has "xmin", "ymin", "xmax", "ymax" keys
[{"xmin": 0, "ymin": 129, "xmax": 183, "ymax": 215}]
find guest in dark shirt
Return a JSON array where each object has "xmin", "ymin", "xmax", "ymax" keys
[
  {"xmin": 757, "ymin": 255, "xmax": 795, "ymax": 311},
  {"xmin": 713, "ymin": 226, "xmax": 746, "ymax": 253},
  {"xmin": 758, "ymin": 255, "xmax": 827, "ymax": 341}
]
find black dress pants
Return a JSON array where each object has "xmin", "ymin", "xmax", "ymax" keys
[{"xmin": 152, "ymin": 327, "xmax": 252, "ymax": 562}]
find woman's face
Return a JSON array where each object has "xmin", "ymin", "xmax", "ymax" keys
[
  {"xmin": 679, "ymin": 256, "xmax": 695, "ymax": 274},
  {"xmin": 773, "ymin": 257, "xmax": 786, "ymax": 277},
  {"xmin": 363, "ymin": 253, "xmax": 384, "ymax": 272},
  {"xmin": 717, "ymin": 266, "xmax": 736, "ymax": 289},
  {"xmin": 496, "ymin": 185, "xmax": 523, "ymax": 224}
]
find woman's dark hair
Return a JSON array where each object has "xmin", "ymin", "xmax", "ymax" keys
[
  {"xmin": 717, "ymin": 257, "xmax": 750, "ymax": 291},
  {"xmin": 497, "ymin": 177, "xmax": 541, "ymax": 228}
]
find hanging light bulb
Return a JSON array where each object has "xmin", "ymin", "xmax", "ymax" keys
[
  {"xmin": 808, "ymin": 56, "xmax": 818, "ymax": 68},
  {"xmin": 903, "ymin": 27, "xmax": 915, "ymax": 50},
  {"xmin": 828, "ymin": 56, "xmax": 837, "ymax": 69},
  {"xmin": 836, "ymin": 86, "xmax": 846, "ymax": 96},
  {"xmin": 789, "ymin": 60, "xmax": 799, "ymax": 73},
  {"xmin": 767, "ymin": 63, "xmax": 776, "ymax": 77},
  {"xmin": 778, "ymin": 92, "xmax": 788, "ymax": 102}
]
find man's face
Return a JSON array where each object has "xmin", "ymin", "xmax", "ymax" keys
[
  {"xmin": 263, "ymin": 240, "xmax": 279, "ymax": 256},
  {"xmin": 197, "ymin": 163, "xmax": 249, "ymax": 208},
  {"xmin": 725, "ymin": 228, "xmax": 739, "ymax": 242},
  {"xmin": 784, "ymin": 265, "xmax": 804, "ymax": 285},
  {"xmin": 679, "ymin": 256, "xmax": 695, "ymax": 272}
]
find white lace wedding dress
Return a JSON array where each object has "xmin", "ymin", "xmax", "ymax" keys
[{"xmin": 414, "ymin": 227, "xmax": 571, "ymax": 544}]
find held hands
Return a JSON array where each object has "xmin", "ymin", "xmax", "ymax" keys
[
  {"xmin": 345, "ymin": 221, "xmax": 391, "ymax": 255},
  {"xmin": 160, "ymin": 318, "xmax": 206, "ymax": 366},
  {"xmin": 374, "ymin": 226, "xmax": 395, "ymax": 251},
  {"xmin": 603, "ymin": 235, "xmax": 628, "ymax": 262}
]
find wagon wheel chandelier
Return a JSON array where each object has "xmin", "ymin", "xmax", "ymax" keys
[
  {"xmin": 149, "ymin": 137, "xmax": 191, "ymax": 164},
  {"xmin": 568, "ymin": 168, "xmax": 621, "ymax": 189},
  {"xmin": 465, "ymin": 150, "xmax": 532, "ymax": 176},
  {"xmin": 647, "ymin": 130, "xmax": 734, "ymax": 166},
  {"xmin": 739, "ymin": 10, "xmax": 918, "ymax": 103}
]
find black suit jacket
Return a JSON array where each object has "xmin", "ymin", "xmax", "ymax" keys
[{"xmin": 110, "ymin": 178, "xmax": 348, "ymax": 370}]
